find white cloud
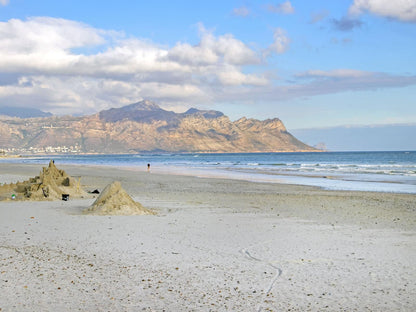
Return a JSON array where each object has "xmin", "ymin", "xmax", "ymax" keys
[
  {"xmin": 0, "ymin": 0, "xmax": 9, "ymax": 6},
  {"xmin": 265, "ymin": 28, "xmax": 290, "ymax": 56},
  {"xmin": 167, "ymin": 30, "xmax": 259, "ymax": 66},
  {"xmin": 167, "ymin": 40, "xmax": 219, "ymax": 66},
  {"xmin": 0, "ymin": 17, "xmax": 106, "ymax": 53},
  {"xmin": 0, "ymin": 17, "xmax": 111, "ymax": 75},
  {"xmin": 139, "ymin": 82, "xmax": 206, "ymax": 100},
  {"xmin": 233, "ymin": 6, "xmax": 250, "ymax": 17},
  {"xmin": 349, "ymin": 0, "xmax": 416, "ymax": 22},
  {"xmin": 215, "ymin": 34, "xmax": 260, "ymax": 65},
  {"xmin": 216, "ymin": 66, "xmax": 268, "ymax": 86},
  {"xmin": 0, "ymin": 18, "xmax": 259, "ymax": 75},
  {"xmin": 76, "ymin": 38, "xmax": 176, "ymax": 76},
  {"xmin": 267, "ymin": 1, "xmax": 295, "ymax": 14}
]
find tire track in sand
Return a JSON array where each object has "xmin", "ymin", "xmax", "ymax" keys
[{"xmin": 239, "ymin": 247, "xmax": 282, "ymax": 312}]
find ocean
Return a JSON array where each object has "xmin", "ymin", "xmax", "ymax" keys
[{"xmin": 1, "ymin": 151, "xmax": 416, "ymax": 194}]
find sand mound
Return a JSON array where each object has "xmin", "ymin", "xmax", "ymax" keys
[
  {"xmin": 0, "ymin": 160, "xmax": 87, "ymax": 201},
  {"xmin": 84, "ymin": 181, "xmax": 154, "ymax": 215}
]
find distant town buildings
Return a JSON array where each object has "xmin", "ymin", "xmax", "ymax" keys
[{"xmin": 0, "ymin": 144, "xmax": 82, "ymax": 155}]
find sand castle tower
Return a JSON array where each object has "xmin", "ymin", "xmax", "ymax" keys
[
  {"xmin": 3, "ymin": 160, "xmax": 87, "ymax": 201},
  {"xmin": 84, "ymin": 181, "xmax": 154, "ymax": 215}
]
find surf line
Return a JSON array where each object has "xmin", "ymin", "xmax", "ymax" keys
[{"xmin": 239, "ymin": 248, "xmax": 283, "ymax": 311}]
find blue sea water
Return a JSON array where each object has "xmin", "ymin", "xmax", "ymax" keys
[{"xmin": 1, "ymin": 151, "xmax": 416, "ymax": 194}]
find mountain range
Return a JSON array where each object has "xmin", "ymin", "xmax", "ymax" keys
[{"xmin": 0, "ymin": 100, "xmax": 316, "ymax": 153}]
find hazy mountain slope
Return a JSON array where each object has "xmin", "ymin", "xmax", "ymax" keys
[{"xmin": 0, "ymin": 106, "xmax": 52, "ymax": 118}]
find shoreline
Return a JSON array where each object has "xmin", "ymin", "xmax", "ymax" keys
[
  {"xmin": 1, "ymin": 157, "xmax": 415, "ymax": 194},
  {"xmin": 149, "ymin": 165, "xmax": 416, "ymax": 194}
]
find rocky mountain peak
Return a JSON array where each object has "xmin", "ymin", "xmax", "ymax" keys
[
  {"xmin": 183, "ymin": 108, "xmax": 224, "ymax": 119},
  {"xmin": 263, "ymin": 118, "xmax": 287, "ymax": 131},
  {"xmin": 99, "ymin": 100, "xmax": 227, "ymax": 124},
  {"xmin": 99, "ymin": 100, "xmax": 176, "ymax": 123},
  {"xmin": 124, "ymin": 100, "xmax": 161, "ymax": 111}
]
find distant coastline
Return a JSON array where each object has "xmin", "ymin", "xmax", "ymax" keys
[
  {"xmin": 4, "ymin": 149, "xmax": 324, "ymax": 157},
  {"xmin": 0, "ymin": 155, "xmax": 21, "ymax": 159}
]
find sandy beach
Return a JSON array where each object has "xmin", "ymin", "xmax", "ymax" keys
[{"xmin": 1, "ymin": 163, "xmax": 415, "ymax": 311}]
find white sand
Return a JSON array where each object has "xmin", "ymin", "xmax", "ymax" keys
[{"xmin": 0, "ymin": 163, "xmax": 415, "ymax": 311}]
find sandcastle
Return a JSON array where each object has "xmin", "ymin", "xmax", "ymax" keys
[
  {"xmin": 0, "ymin": 160, "xmax": 87, "ymax": 201},
  {"xmin": 84, "ymin": 181, "xmax": 154, "ymax": 215}
]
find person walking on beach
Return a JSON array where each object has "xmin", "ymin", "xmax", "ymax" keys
[{"xmin": 147, "ymin": 163, "xmax": 150, "ymax": 172}]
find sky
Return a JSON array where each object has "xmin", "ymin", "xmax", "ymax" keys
[{"xmin": 0, "ymin": 0, "xmax": 415, "ymax": 130}]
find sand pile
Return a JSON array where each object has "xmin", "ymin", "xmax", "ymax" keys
[
  {"xmin": 84, "ymin": 181, "xmax": 154, "ymax": 215},
  {"xmin": 0, "ymin": 160, "xmax": 87, "ymax": 201}
]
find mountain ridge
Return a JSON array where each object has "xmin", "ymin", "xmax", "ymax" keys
[
  {"xmin": 99, "ymin": 100, "xmax": 225, "ymax": 124},
  {"xmin": 0, "ymin": 100, "xmax": 317, "ymax": 154},
  {"xmin": 0, "ymin": 106, "xmax": 52, "ymax": 118}
]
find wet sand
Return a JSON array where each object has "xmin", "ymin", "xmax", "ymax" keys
[{"xmin": 1, "ymin": 163, "xmax": 415, "ymax": 311}]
